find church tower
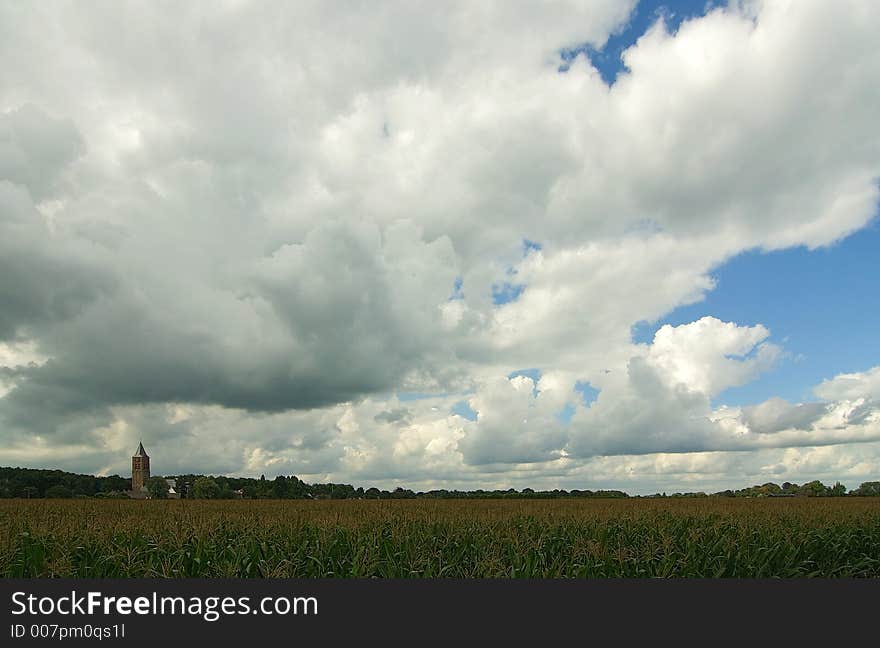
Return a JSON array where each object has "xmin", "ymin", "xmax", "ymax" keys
[{"xmin": 132, "ymin": 441, "xmax": 150, "ymax": 492}]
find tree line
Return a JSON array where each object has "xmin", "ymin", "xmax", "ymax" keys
[{"xmin": 1, "ymin": 466, "xmax": 878, "ymax": 499}]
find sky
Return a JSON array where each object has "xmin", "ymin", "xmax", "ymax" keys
[{"xmin": 1, "ymin": 0, "xmax": 879, "ymax": 494}]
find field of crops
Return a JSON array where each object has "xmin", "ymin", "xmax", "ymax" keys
[{"xmin": 2, "ymin": 498, "xmax": 879, "ymax": 577}]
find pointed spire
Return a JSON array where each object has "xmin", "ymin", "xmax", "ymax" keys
[{"xmin": 134, "ymin": 441, "xmax": 149, "ymax": 458}]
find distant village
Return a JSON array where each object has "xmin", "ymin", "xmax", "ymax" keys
[
  {"xmin": 0, "ymin": 441, "xmax": 878, "ymax": 499},
  {"xmin": 128, "ymin": 441, "xmax": 184, "ymax": 499}
]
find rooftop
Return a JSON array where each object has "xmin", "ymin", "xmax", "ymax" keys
[{"xmin": 133, "ymin": 441, "xmax": 149, "ymax": 458}]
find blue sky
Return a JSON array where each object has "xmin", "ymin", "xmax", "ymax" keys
[
  {"xmin": 562, "ymin": 0, "xmax": 726, "ymax": 83},
  {"xmin": 570, "ymin": 0, "xmax": 880, "ymax": 408},
  {"xmin": 634, "ymin": 220, "xmax": 880, "ymax": 406},
  {"xmin": 490, "ymin": 219, "xmax": 880, "ymax": 410}
]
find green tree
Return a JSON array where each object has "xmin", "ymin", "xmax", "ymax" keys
[
  {"xmin": 851, "ymin": 481, "xmax": 880, "ymax": 496},
  {"xmin": 45, "ymin": 484, "xmax": 73, "ymax": 498},
  {"xmin": 146, "ymin": 477, "xmax": 170, "ymax": 499},
  {"xmin": 191, "ymin": 476, "xmax": 221, "ymax": 499},
  {"xmin": 801, "ymin": 480, "xmax": 830, "ymax": 497}
]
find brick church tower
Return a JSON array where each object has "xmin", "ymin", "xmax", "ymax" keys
[{"xmin": 132, "ymin": 441, "xmax": 150, "ymax": 492}]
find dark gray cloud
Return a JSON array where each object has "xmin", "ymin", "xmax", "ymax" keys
[
  {"xmin": 374, "ymin": 408, "xmax": 412, "ymax": 425},
  {"xmin": 0, "ymin": 104, "xmax": 84, "ymax": 200},
  {"xmin": 567, "ymin": 356, "xmax": 715, "ymax": 458},
  {"xmin": 845, "ymin": 400, "xmax": 876, "ymax": 426},
  {"xmin": 0, "ymin": 152, "xmax": 112, "ymax": 343},
  {"xmin": 740, "ymin": 398, "xmax": 828, "ymax": 435}
]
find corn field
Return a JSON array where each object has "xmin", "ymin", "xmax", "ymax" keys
[{"xmin": 2, "ymin": 498, "xmax": 879, "ymax": 577}]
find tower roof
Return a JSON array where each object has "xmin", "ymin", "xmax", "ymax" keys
[{"xmin": 133, "ymin": 441, "xmax": 149, "ymax": 458}]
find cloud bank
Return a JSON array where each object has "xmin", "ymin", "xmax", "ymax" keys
[{"xmin": 1, "ymin": 0, "xmax": 879, "ymax": 492}]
